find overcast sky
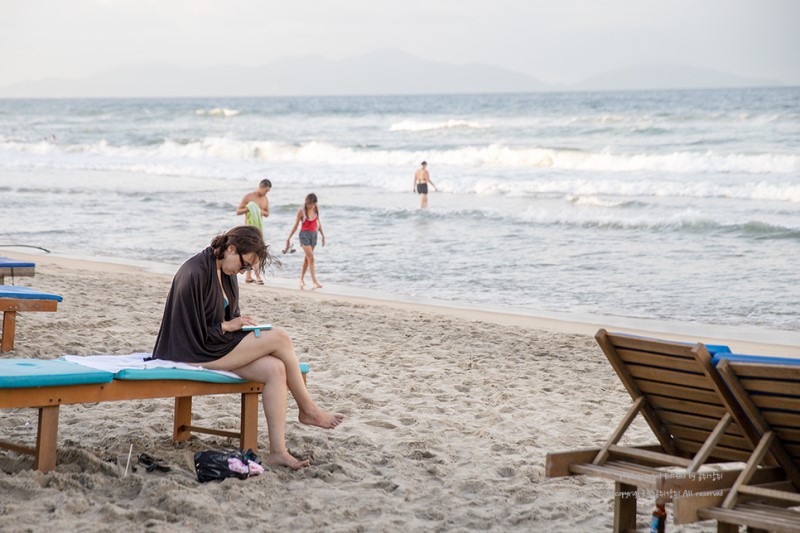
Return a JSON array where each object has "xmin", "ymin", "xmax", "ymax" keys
[{"xmin": 1, "ymin": 0, "xmax": 798, "ymax": 87}]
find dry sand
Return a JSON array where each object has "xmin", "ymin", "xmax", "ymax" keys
[{"xmin": 1, "ymin": 254, "xmax": 796, "ymax": 532}]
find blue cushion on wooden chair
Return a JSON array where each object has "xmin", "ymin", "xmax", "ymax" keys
[
  {"xmin": 0, "ymin": 359, "xmax": 113, "ymax": 388},
  {"xmin": 0, "ymin": 257, "xmax": 35, "ymax": 269},
  {"xmin": 0, "ymin": 285, "xmax": 62, "ymax": 301},
  {"xmin": 712, "ymin": 352, "xmax": 800, "ymax": 366}
]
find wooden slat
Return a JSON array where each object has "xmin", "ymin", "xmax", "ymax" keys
[
  {"xmin": 545, "ymin": 445, "xmax": 665, "ymax": 477},
  {"xmin": 751, "ymin": 394, "xmax": 800, "ymax": 412},
  {"xmin": 648, "ymin": 395, "xmax": 727, "ymax": 418},
  {"xmin": 627, "ymin": 365, "xmax": 713, "ymax": 390},
  {"xmin": 739, "ymin": 378, "xmax": 800, "ymax": 396},
  {"xmin": 763, "ymin": 410, "xmax": 800, "ymax": 431},
  {"xmin": 0, "ymin": 299, "xmax": 59, "ymax": 312},
  {"xmin": 674, "ymin": 439, "xmax": 754, "ymax": 462},
  {"xmin": 602, "ymin": 331, "xmax": 696, "ymax": 357},
  {"xmin": 569, "ymin": 463, "xmax": 662, "ymax": 489},
  {"xmin": 729, "ymin": 362, "xmax": 800, "ymax": 381},
  {"xmin": 603, "ymin": 460, "xmax": 662, "ymax": 477},
  {"xmin": 616, "ymin": 348, "xmax": 704, "ymax": 373},
  {"xmin": 667, "ymin": 425, "xmax": 752, "ymax": 452},
  {"xmin": 657, "ymin": 409, "xmax": 726, "ymax": 432},
  {"xmin": 607, "ymin": 444, "xmax": 693, "ymax": 467},
  {"xmin": 737, "ymin": 484, "xmax": 800, "ymax": 505},
  {"xmin": 654, "ymin": 410, "xmax": 745, "ymax": 442},
  {"xmin": 638, "ymin": 380, "xmax": 721, "ymax": 404},
  {"xmin": 785, "ymin": 444, "xmax": 800, "ymax": 459}
]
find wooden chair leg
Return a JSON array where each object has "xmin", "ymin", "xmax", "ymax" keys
[
  {"xmin": 614, "ymin": 481, "xmax": 637, "ymax": 533},
  {"xmin": 173, "ymin": 396, "xmax": 192, "ymax": 442},
  {"xmin": 240, "ymin": 391, "xmax": 259, "ymax": 450},
  {"xmin": 1, "ymin": 310, "xmax": 16, "ymax": 352},
  {"xmin": 34, "ymin": 405, "xmax": 59, "ymax": 472}
]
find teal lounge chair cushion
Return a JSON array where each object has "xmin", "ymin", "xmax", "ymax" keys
[
  {"xmin": 0, "ymin": 359, "xmax": 113, "ymax": 388},
  {"xmin": 114, "ymin": 362, "xmax": 311, "ymax": 383},
  {"xmin": 0, "ymin": 285, "xmax": 62, "ymax": 301},
  {"xmin": 115, "ymin": 367, "xmax": 246, "ymax": 383}
]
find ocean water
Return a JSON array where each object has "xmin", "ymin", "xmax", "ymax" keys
[{"xmin": 1, "ymin": 88, "xmax": 799, "ymax": 339}]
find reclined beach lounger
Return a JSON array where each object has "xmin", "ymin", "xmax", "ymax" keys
[
  {"xmin": 545, "ymin": 330, "xmax": 782, "ymax": 532},
  {"xmin": 0, "ymin": 358, "xmax": 310, "ymax": 472},
  {"xmin": 0, "ymin": 285, "xmax": 62, "ymax": 352},
  {"xmin": 677, "ymin": 354, "xmax": 800, "ymax": 532},
  {"xmin": 0, "ymin": 256, "xmax": 35, "ymax": 285}
]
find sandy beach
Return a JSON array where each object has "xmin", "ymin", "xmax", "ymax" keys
[{"xmin": 1, "ymin": 253, "xmax": 797, "ymax": 532}]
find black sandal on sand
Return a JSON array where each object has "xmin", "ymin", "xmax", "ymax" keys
[{"xmin": 138, "ymin": 453, "xmax": 171, "ymax": 473}]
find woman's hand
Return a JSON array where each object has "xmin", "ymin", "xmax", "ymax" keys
[{"xmin": 221, "ymin": 315, "xmax": 257, "ymax": 333}]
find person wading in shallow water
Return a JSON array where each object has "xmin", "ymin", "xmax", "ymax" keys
[
  {"xmin": 285, "ymin": 193, "xmax": 326, "ymax": 289},
  {"xmin": 235, "ymin": 178, "xmax": 271, "ymax": 284},
  {"xmin": 413, "ymin": 161, "xmax": 437, "ymax": 208}
]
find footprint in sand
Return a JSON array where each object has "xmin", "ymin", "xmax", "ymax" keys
[{"xmin": 365, "ymin": 419, "xmax": 397, "ymax": 429}]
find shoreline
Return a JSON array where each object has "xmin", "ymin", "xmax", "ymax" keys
[{"xmin": 6, "ymin": 248, "xmax": 799, "ymax": 356}]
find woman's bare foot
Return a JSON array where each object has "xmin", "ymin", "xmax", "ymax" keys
[
  {"xmin": 299, "ymin": 407, "xmax": 344, "ymax": 429},
  {"xmin": 313, "ymin": 281, "xmax": 323, "ymax": 289},
  {"xmin": 266, "ymin": 450, "xmax": 310, "ymax": 470},
  {"xmin": 299, "ymin": 279, "xmax": 305, "ymax": 289}
]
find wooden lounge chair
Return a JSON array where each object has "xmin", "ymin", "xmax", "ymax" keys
[
  {"xmin": 0, "ymin": 285, "xmax": 62, "ymax": 352},
  {"xmin": 0, "ymin": 358, "xmax": 310, "ymax": 472},
  {"xmin": 545, "ymin": 329, "xmax": 782, "ymax": 532},
  {"xmin": 679, "ymin": 355, "xmax": 800, "ymax": 532},
  {"xmin": 0, "ymin": 256, "xmax": 35, "ymax": 285}
]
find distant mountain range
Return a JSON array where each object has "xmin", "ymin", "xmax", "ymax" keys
[{"xmin": 0, "ymin": 49, "xmax": 782, "ymax": 98}]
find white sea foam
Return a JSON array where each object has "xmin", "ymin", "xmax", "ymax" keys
[
  {"xmin": 467, "ymin": 178, "xmax": 800, "ymax": 203},
  {"xmin": 1, "ymin": 137, "xmax": 796, "ymax": 176},
  {"xmin": 568, "ymin": 195, "xmax": 632, "ymax": 208},
  {"xmin": 195, "ymin": 108, "xmax": 240, "ymax": 117},
  {"xmin": 389, "ymin": 119, "xmax": 489, "ymax": 132}
]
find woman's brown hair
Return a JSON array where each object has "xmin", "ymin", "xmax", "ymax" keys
[{"xmin": 210, "ymin": 225, "xmax": 277, "ymax": 275}]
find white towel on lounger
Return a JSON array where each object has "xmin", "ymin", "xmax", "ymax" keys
[{"xmin": 60, "ymin": 353, "xmax": 241, "ymax": 379}]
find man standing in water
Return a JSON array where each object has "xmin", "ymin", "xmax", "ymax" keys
[
  {"xmin": 236, "ymin": 179, "xmax": 271, "ymax": 284},
  {"xmin": 413, "ymin": 161, "xmax": 437, "ymax": 208}
]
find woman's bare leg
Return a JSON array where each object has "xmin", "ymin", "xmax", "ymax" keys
[
  {"xmin": 299, "ymin": 255, "xmax": 308, "ymax": 288},
  {"xmin": 203, "ymin": 328, "xmax": 343, "ymax": 429},
  {"xmin": 232, "ymin": 356, "xmax": 310, "ymax": 469},
  {"xmin": 302, "ymin": 245, "xmax": 322, "ymax": 288}
]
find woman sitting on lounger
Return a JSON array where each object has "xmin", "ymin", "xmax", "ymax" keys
[{"xmin": 153, "ymin": 225, "xmax": 343, "ymax": 469}]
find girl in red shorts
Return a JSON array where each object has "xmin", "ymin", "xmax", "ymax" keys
[{"xmin": 286, "ymin": 193, "xmax": 326, "ymax": 288}]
